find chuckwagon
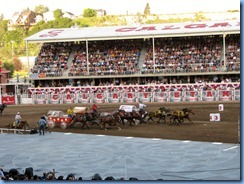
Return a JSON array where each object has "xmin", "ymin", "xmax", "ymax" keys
[
  {"xmin": 119, "ymin": 105, "xmax": 138, "ymax": 112},
  {"xmin": 47, "ymin": 107, "xmax": 87, "ymax": 129}
]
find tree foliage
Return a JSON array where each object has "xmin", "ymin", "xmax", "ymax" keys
[
  {"xmin": 34, "ymin": 5, "xmax": 49, "ymax": 19},
  {"xmin": 2, "ymin": 61, "xmax": 14, "ymax": 77},
  {"xmin": 53, "ymin": 9, "xmax": 63, "ymax": 19},
  {"xmin": 83, "ymin": 8, "xmax": 97, "ymax": 17},
  {"xmin": 144, "ymin": 3, "xmax": 150, "ymax": 15}
]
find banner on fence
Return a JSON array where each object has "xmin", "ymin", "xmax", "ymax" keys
[
  {"xmin": 218, "ymin": 90, "xmax": 232, "ymax": 101},
  {"xmin": 123, "ymin": 92, "xmax": 137, "ymax": 103},
  {"xmin": 169, "ymin": 91, "xmax": 182, "ymax": 102},
  {"xmin": 108, "ymin": 92, "xmax": 121, "ymax": 103},
  {"xmin": 78, "ymin": 93, "xmax": 91, "ymax": 103},
  {"xmin": 33, "ymin": 94, "xmax": 46, "ymax": 104},
  {"xmin": 138, "ymin": 92, "xmax": 152, "ymax": 103},
  {"xmin": 94, "ymin": 93, "xmax": 106, "ymax": 103},
  {"xmin": 63, "ymin": 93, "xmax": 76, "ymax": 104},
  {"xmin": 48, "ymin": 94, "xmax": 61, "ymax": 104},
  {"xmin": 202, "ymin": 90, "xmax": 216, "ymax": 101},
  {"xmin": 154, "ymin": 92, "xmax": 168, "ymax": 102},
  {"xmin": 185, "ymin": 91, "xmax": 198, "ymax": 102},
  {"xmin": 2, "ymin": 95, "xmax": 15, "ymax": 105},
  {"xmin": 234, "ymin": 90, "xmax": 240, "ymax": 100}
]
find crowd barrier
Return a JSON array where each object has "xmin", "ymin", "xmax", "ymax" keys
[
  {"xmin": 27, "ymin": 83, "xmax": 240, "ymax": 105},
  {"xmin": 2, "ymin": 83, "xmax": 239, "ymax": 105}
]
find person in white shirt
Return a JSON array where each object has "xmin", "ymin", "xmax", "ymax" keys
[
  {"xmin": 15, "ymin": 112, "xmax": 22, "ymax": 128},
  {"xmin": 139, "ymin": 103, "xmax": 146, "ymax": 113}
]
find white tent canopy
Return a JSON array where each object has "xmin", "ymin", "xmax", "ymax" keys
[{"xmin": 25, "ymin": 20, "xmax": 240, "ymax": 43}]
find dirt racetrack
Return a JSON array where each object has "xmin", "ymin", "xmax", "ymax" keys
[{"xmin": 0, "ymin": 101, "xmax": 240, "ymax": 144}]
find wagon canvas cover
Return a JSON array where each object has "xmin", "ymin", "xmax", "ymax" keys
[{"xmin": 73, "ymin": 107, "xmax": 87, "ymax": 114}]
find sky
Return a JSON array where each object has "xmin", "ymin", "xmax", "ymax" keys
[{"xmin": 0, "ymin": 0, "xmax": 240, "ymax": 19}]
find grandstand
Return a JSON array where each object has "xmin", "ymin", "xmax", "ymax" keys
[{"xmin": 1, "ymin": 20, "xmax": 240, "ymax": 105}]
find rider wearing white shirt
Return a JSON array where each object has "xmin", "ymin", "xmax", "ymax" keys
[
  {"xmin": 139, "ymin": 103, "xmax": 146, "ymax": 113},
  {"xmin": 15, "ymin": 112, "xmax": 21, "ymax": 127}
]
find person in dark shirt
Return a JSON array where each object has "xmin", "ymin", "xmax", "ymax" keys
[{"xmin": 38, "ymin": 116, "xmax": 47, "ymax": 135}]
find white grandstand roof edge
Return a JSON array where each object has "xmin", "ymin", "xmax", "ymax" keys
[{"xmin": 25, "ymin": 20, "xmax": 240, "ymax": 43}]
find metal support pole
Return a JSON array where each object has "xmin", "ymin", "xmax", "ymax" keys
[{"xmin": 86, "ymin": 40, "xmax": 89, "ymax": 75}]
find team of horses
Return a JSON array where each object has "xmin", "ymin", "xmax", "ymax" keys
[
  {"xmin": 66, "ymin": 106, "xmax": 194, "ymax": 130},
  {"xmin": 1, "ymin": 103, "xmax": 195, "ymax": 132},
  {"xmin": 68, "ymin": 109, "xmax": 148, "ymax": 130},
  {"xmin": 147, "ymin": 107, "xmax": 195, "ymax": 125}
]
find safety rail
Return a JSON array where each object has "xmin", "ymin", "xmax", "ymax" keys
[{"xmin": 0, "ymin": 128, "xmax": 30, "ymax": 134}]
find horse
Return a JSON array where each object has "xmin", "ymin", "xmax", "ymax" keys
[
  {"xmin": 71, "ymin": 112, "xmax": 100, "ymax": 129},
  {"xmin": 0, "ymin": 103, "xmax": 7, "ymax": 116},
  {"xmin": 169, "ymin": 108, "xmax": 195, "ymax": 125},
  {"xmin": 100, "ymin": 110, "xmax": 123, "ymax": 130},
  {"xmin": 147, "ymin": 107, "xmax": 171, "ymax": 123},
  {"xmin": 6, "ymin": 120, "xmax": 29, "ymax": 130},
  {"xmin": 119, "ymin": 109, "xmax": 145, "ymax": 126}
]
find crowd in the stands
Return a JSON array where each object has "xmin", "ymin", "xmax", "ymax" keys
[{"xmin": 31, "ymin": 35, "xmax": 240, "ymax": 78}]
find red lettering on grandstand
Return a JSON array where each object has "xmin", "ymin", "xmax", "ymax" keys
[
  {"xmin": 97, "ymin": 94, "xmax": 102, "ymax": 99},
  {"xmin": 53, "ymin": 94, "xmax": 58, "ymax": 100},
  {"xmin": 135, "ymin": 26, "xmax": 156, "ymax": 31},
  {"xmin": 174, "ymin": 92, "xmax": 180, "ymax": 98},
  {"xmin": 209, "ymin": 22, "xmax": 229, "ymax": 28},
  {"xmin": 66, "ymin": 94, "xmax": 71, "ymax": 99},
  {"xmin": 113, "ymin": 93, "xmax": 118, "ymax": 99},
  {"xmin": 115, "ymin": 27, "xmax": 136, "ymax": 32},
  {"xmin": 128, "ymin": 93, "xmax": 132, "ymax": 98},
  {"xmin": 222, "ymin": 91, "xmax": 229, "ymax": 97},
  {"xmin": 115, "ymin": 22, "xmax": 239, "ymax": 33},
  {"xmin": 40, "ymin": 30, "xmax": 64, "ymax": 37},
  {"xmin": 161, "ymin": 25, "xmax": 180, "ymax": 30},
  {"xmin": 190, "ymin": 91, "xmax": 195, "ymax": 97},
  {"xmin": 143, "ymin": 93, "xmax": 148, "ymax": 98},
  {"xmin": 207, "ymin": 91, "xmax": 212, "ymax": 97},
  {"xmin": 184, "ymin": 23, "xmax": 206, "ymax": 29}
]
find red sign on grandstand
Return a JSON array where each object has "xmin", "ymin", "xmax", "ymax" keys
[{"xmin": 2, "ymin": 95, "xmax": 15, "ymax": 105}]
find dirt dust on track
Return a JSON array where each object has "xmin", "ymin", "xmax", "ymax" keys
[{"xmin": 0, "ymin": 101, "xmax": 240, "ymax": 144}]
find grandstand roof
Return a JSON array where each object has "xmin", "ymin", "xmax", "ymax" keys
[{"xmin": 25, "ymin": 20, "xmax": 240, "ymax": 43}]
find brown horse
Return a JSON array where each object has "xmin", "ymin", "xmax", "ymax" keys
[
  {"xmin": 100, "ymin": 110, "xmax": 122, "ymax": 130},
  {"xmin": 71, "ymin": 112, "xmax": 100, "ymax": 129},
  {"xmin": 169, "ymin": 108, "xmax": 195, "ymax": 125},
  {"xmin": 0, "ymin": 103, "xmax": 7, "ymax": 116},
  {"xmin": 6, "ymin": 120, "xmax": 29, "ymax": 129},
  {"xmin": 119, "ymin": 109, "xmax": 145, "ymax": 126}
]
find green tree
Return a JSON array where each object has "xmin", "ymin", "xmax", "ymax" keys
[
  {"xmin": 2, "ymin": 61, "xmax": 14, "ymax": 77},
  {"xmin": 144, "ymin": 3, "xmax": 150, "ymax": 15},
  {"xmin": 83, "ymin": 8, "xmax": 97, "ymax": 17},
  {"xmin": 53, "ymin": 9, "xmax": 63, "ymax": 19},
  {"xmin": 34, "ymin": 5, "xmax": 49, "ymax": 20},
  {"xmin": 0, "ymin": 20, "xmax": 8, "ymax": 47}
]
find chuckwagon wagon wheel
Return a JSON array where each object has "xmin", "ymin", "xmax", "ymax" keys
[
  {"xmin": 60, "ymin": 122, "xmax": 67, "ymax": 129},
  {"xmin": 48, "ymin": 120, "xmax": 55, "ymax": 128}
]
